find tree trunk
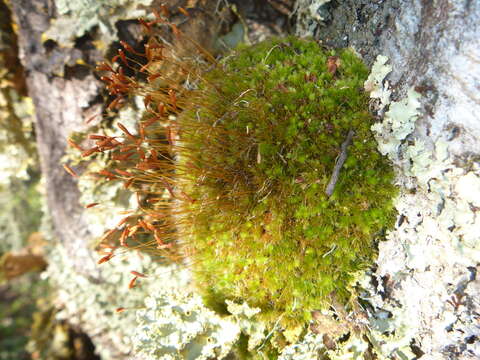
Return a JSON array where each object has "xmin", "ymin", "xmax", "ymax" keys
[{"xmin": 11, "ymin": 0, "xmax": 102, "ymax": 277}]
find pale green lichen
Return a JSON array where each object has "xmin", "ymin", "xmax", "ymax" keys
[
  {"xmin": 44, "ymin": 0, "xmax": 154, "ymax": 48},
  {"xmin": 44, "ymin": 242, "xmax": 272, "ymax": 360},
  {"xmin": 133, "ymin": 293, "xmax": 270, "ymax": 359},
  {"xmin": 225, "ymin": 300, "xmax": 266, "ymax": 351},
  {"xmin": 306, "ymin": 0, "xmax": 332, "ymax": 21},
  {"xmin": 43, "ymin": 244, "xmax": 191, "ymax": 359},
  {"xmin": 330, "ymin": 336, "xmax": 370, "ymax": 360},
  {"xmin": 44, "ymin": 227, "xmax": 269, "ymax": 359},
  {"xmin": 278, "ymin": 332, "xmax": 326, "ymax": 360},
  {"xmin": 364, "ymin": 55, "xmax": 392, "ymax": 108},
  {"xmin": 371, "ymin": 87, "xmax": 421, "ymax": 159},
  {"xmin": 294, "ymin": 0, "xmax": 332, "ymax": 36},
  {"xmin": 455, "ymin": 172, "xmax": 480, "ymax": 207},
  {"xmin": 359, "ymin": 55, "xmax": 480, "ymax": 359},
  {"xmin": 133, "ymin": 294, "xmax": 240, "ymax": 360}
]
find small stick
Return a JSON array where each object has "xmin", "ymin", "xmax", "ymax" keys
[{"xmin": 325, "ymin": 130, "xmax": 355, "ymax": 197}]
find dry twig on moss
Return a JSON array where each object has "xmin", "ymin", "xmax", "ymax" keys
[{"xmin": 325, "ymin": 129, "xmax": 355, "ymax": 197}]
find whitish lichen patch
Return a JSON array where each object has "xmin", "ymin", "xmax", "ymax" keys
[
  {"xmin": 132, "ymin": 290, "xmax": 269, "ymax": 359},
  {"xmin": 45, "ymin": 233, "xmax": 267, "ymax": 359},
  {"xmin": 364, "ymin": 55, "xmax": 392, "ymax": 109},
  {"xmin": 45, "ymin": 0, "xmax": 154, "ymax": 48},
  {"xmin": 294, "ymin": 0, "xmax": 332, "ymax": 36},
  {"xmin": 133, "ymin": 294, "xmax": 240, "ymax": 360},
  {"xmin": 43, "ymin": 244, "xmax": 191, "ymax": 359},
  {"xmin": 226, "ymin": 300, "xmax": 266, "ymax": 351},
  {"xmin": 278, "ymin": 332, "xmax": 325, "ymax": 360},
  {"xmin": 362, "ymin": 56, "xmax": 480, "ymax": 359},
  {"xmin": 370, "ymin": 87, "xmax": 421, "ymax": 159}
]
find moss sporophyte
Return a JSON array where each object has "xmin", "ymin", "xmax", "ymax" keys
[{"xmin": 67, "ymin": 10, "xmax": 397, "ymax": 338}]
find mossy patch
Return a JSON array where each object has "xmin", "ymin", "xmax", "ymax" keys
[
  {"xmin": 174, "ymin": 37, "xmax": 397, "ymax": 326},
  {"xmin": 86, "ymin": 27, "xmax": 397, "ymax": 344}
]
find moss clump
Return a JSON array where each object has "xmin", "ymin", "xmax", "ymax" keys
[
  {"xmin": 175, "ymin": 37, "xmax": 397, "ymax": 325},
  {"xmin": 88, "ymin": 23, "xmax": 396, "ymax": 337}
]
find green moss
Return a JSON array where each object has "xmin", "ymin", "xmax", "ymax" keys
[{"xmin": 174, "ymin": 37, "xmax": 397, "ymax": 327}]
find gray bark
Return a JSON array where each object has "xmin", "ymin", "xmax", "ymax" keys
[
  {"xmin": 10, "ymin": 1, "xmax": 128, "ymax": 357},
  {"xmin": 10, "ymin": 0, "xmax": 102, "ymax": 276}
]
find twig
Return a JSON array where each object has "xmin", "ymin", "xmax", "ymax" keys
[
  {"xmin": 325, "ymin": 130, "xmax": 355, "ymax": 197},
  {"xmin": 257, "ymin": 313, "xmax": 284, "ymax": 351}
]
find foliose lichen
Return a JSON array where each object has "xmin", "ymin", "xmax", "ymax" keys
[
  {"xmin": 363, "ymin": 55, "xmax": 392, "ymax": 110},
  {"xmin": 44, "ymin": 240, "xmax": 271, "ymax": 359},
  {"xmin": 43, "ymin": 243, "xmax": 191, "ymax": 359},
  {"xmin": 349, "ymin": 54, "xmax": 480, "ymax": 359},
  {"xmin": 294, "ymin": 0, "xmax": 332, "ymax": 36},
  {"xmin": 44, "ymin": 0, "xmax": 154, "ymax": 48},
  {"xmin": 133, "ymin": 292, "xmax": 239, "ymax": 359}
]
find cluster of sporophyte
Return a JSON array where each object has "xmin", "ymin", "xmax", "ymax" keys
[{"xmin": 67, "ymin": 8, "xmax": 397, "ymax": 334}]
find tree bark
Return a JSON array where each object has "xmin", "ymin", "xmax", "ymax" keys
[{"xmin": 10, "ymin": 0, "xmax": 103, "ymax": 276}]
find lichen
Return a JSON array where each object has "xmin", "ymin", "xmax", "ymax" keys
[
  {"xmin": 278, "ymin": 332, "xmax": 326, "ymax": 360},
  {"xmin": 0, "ymin": 6, "xmax": 42, "ymax": 253},
  {"xmin": 363, "ymin": 55, "xmax": 392, "ymax": 109},
  {"xmin": 225, "ymin": 300, "xmax": 266, "ymax": 351},
  {"xmin": 43, "ymin": 243, "xmax": 191, "ymax": 359},
  {"xmin": 44, "ymin": 0, "xmax": 154, "ymax": 48},
  {"xmin": 353, "ymin": 55, "xmax": 480, "ymax": 359},
  {"xmin": 133, "ymin": 294, "xmax": 240, "ymax": 360},
  {"xmin": 294, "ymin": 0, "xmax": 332, "ymax": 36},
  {"xmin": 44, "ymin": 241, "xmax": 273, "ymax": 359},
  {"xmin": 370, "ymin": 87, "xmax": 422, "ymax": 159}
]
